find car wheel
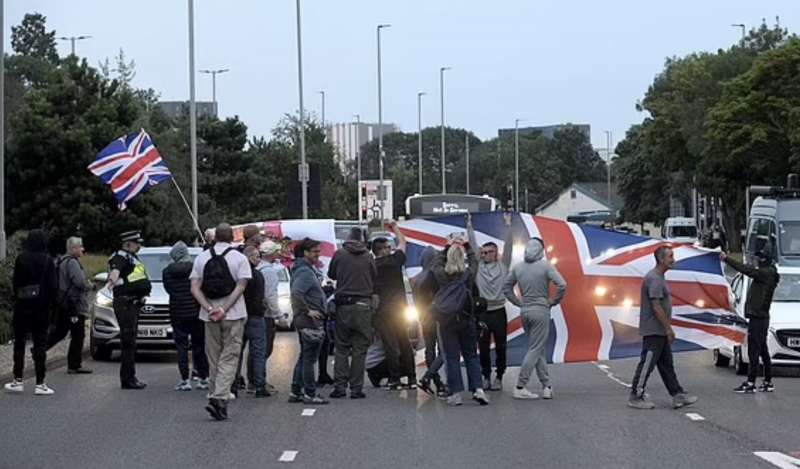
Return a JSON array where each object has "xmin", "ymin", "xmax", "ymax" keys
[
  {"xmin": 733, "ymin": 346, "xmax": 748, "ymax": 375},
  {"xmin": 713, "ymin": 349, "xmax": 730, "ymax": 368},
  {"xmin": 90, "ymin": 334, "xmax": 112, "ymax": 361}
]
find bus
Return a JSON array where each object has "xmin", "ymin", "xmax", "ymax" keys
[{"xmin": 404, "ymin": 193, "xmax": 500, "ymax": 219}]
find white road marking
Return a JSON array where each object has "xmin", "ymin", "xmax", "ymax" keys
[
  {"xmin": 685, "ymin": 413, "xmax": 705, "ymax": 421},
  {"xmin": 593, "ymin": 362, "xmax": 631, "ymax": 388},
  {"xmin": 301, "ymin": 408, "xmax": 316, "ymax": 417},
  {"xmin": 279, "ymin": 451, "xmax": 298, "ymax": 462},
  {"xmin": 754, "ymin": 452, "xmax": 800, "ymax": 468}
]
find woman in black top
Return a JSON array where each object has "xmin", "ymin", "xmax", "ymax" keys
[{"xmin": 4, "ymin": 229, "xmax": 58, "ymax": 395}]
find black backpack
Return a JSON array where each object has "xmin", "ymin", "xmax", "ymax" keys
[{"xmin": 201, "ymin": 247, "xmax": 236, "ymax": 299}]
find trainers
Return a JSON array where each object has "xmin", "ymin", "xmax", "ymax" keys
[
  {"xmin": 542, "ymin": 386, "xmax": 554, "ymax": 400},
  {"xmin": 303, "ymin": 394, "xmax": 329, "ymax": 405},
  {"xmin": 4, "ymin": 380, "xmax": 23, "ymax": 393},
  {"xmin": 513, "ymin": 387, "xmax": 539, "ymax": 400},
  {"xmin": 174, "ymin": 380, "xmax": 192, "ymax": 391},
  {"xmin": 758, "ymin": 381, "xmax": 775, "ymax": 393},
  {"xmin": 734, "ymin": 382, "xmax": 756, "ymax": 394},
  {"xmin": 472, "ymin": 389, "xmax": 490, "ymax": 406},
  {"xmin": 329, "ymin": 388, "xmax": 347, "ymax": 399},
  {"xmin": 205, "ymin": 398, "xmax": 226, "ymax": 421},
  {"xmin": 387, "ymin": 380, "xmax": 402, "ymax": 391},
  {"xmin": 350, "ymin": 391, "xmax": 366, "ymax": 399},
  {"xmin": 627, "ymin": 394, "xmax": 655, "ymax": 409},
  {"xmin": 35, "ymin": 384, "xmax": 55, "ymax": 396},
  {"xmin": 288, "ymin": 393, "xmax": 304, "ymax": 403},
  {"xmin": 246, "ymin": 383, "xmax": 256, "ymax": 394},
  {"xmin": 482, "ymin": 377, "xmax": 492, "ymax": 391},
  {"xmin": 265, "ymin": 383, "xmax": 278, "ymax": 394},
  {"xmin": 195, "ymin": 378, "xmax": 209, "ymax": 390},
  {"xmin": 672, "ymin": 393, "xmax": 698, "ymax": 409},
  {"xmin": 254, "ymin": 387, "xmax": 271, "ymax": 398},
  {"xmin": 491, "ymin": 376, "xmax": 503, "ymax": 391},
  {"xmin": 418, "ymin": 377, "xmax": 435, "ymax": 396},
  {"xmin": 446, "ymin": 393, "xmax": 463, "ymax": 406}
]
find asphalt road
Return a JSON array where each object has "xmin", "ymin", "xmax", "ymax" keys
[{"xmin": 2, "ymin": 332, "xmax": 800, "ymax": 469}]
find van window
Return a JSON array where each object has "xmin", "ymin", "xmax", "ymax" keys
[
  {"xmin": 779, "ymin": 221, "xmax": 800, "ymax": 256},
  {"xmin": 747, "ymin": 218, "xmax": 775, "ymax": 255},
  {"xmin": 668, "ymin": 226, "xmax": 697, "ymax": 239}
]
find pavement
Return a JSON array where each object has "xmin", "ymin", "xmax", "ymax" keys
[{"xmin": 2, "ymin": 332, "xmax": 800, "ymax": 469}]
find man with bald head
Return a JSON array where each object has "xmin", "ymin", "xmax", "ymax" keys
[{"xmin": 191, "ymin": 223, "xmax": 252, "ymax": 420}]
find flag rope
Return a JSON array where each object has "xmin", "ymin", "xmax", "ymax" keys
[{"xmin": 171, "ymin": 177, "xmax": 206, "ymax": 244}]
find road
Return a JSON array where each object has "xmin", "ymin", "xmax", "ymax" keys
[{"xmin": 2, "ymin": 332, "xmax": 800, "ymax": 469}]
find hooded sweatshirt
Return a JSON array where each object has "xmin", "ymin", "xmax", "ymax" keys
[
  {"xmin": 13, "ymin": 229, "xmax": 57, "ymax": 312},
  {"xmin": 503, "ymin": 239, "xmax": 567, "ymax": 310},
  {"xmin": 162, "ymin": 241, "xmax": 199, "ymax": 320},
  {"xmin": 471, "ymin": 228, "xmax": 514, "ymax": 311},
  {"xmin": 328, "ymin": 240, "xmax": 376, "ymax": 299}
]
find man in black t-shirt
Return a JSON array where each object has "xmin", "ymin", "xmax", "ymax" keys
[
  {"xmin": 372, "ymin": 221, "xmax": 415, "ymax": 390},
  {"xmin": 107, "ymin": 230, "xmax": 152, "ymax": 389}
]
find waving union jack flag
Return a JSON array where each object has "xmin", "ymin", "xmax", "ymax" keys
[
  {"xmin": 88, "ymin": 129, "xmax": 172, "ymax": 210},
  {"xmin": 400, "ymin": 212, "xmax": 746, "ymax": 365}
]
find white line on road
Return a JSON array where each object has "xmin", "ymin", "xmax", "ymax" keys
[
  {"xmin": 685, "ymin": 413, "xmax": 705, "ymax": 421},
  {"xmin": 301, "ymin": 408, "xmax": 316, "ymax": 417},
  {"xmin": 593, "ymin": 362, "xmax": 632, "ymax": 388},
  {"xmin": 754, "ymin": 451, "xmax": 800, "ymax": 468},
  {"xmin": 279, "ymin": 451, "xmax": 298, "ymax": 462}
]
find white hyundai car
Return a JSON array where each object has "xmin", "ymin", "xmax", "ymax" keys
[{"xmin": 714, "ymin": 265, "xmax": 800, "ymax": 373}]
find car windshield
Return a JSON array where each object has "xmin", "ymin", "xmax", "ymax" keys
[
  {"xmin": 669, "ymin": 226, "xmax": 697, "ymax": 238},
  {"xmin": 774, "ymin": 274, "xmax": 800, "ymax": 302},
  {"xmin": 140, "ymin": 253, "xmax": 197, "ymax": 282},
  {"xmin": 779, "ymin": 221, "xmax": 800, "ymax": 256}
]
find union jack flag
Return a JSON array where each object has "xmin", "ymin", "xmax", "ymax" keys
[
  {"xmin": 88, "ymin": 129, "xmax": 172, "ymax": 210},
  {"xmin": 400, "ymin": 212, "xmax": 746, "ymax": 365}
]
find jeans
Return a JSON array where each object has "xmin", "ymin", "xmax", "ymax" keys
[
  {"xmin": 205, "ymin": 319, "xmax": 245, "ymax": 400},
  {"xmin": 631, "ymin": 335, "xmax": 685, "ymax": 397},
  {"xmin": 439, "ymin": 317, "xmax": 482, "ymax": 394},
  {"xmin": 171, "ymin": 318, "xmax": 208, "ymax": 381},
  {"xmin": 265, "ymin": 318, "xmax": 277, "ymax": 382},
  {"xmin": 46, "ymin": 309, "xmax": 86, "ymax": 371},
  {"xmin": 478, "ymin": 307, "xmax": 508, "ymax": 379},
  {"xmin": 292, "ymin": 328, "xmax": 324, "ymax": 396},
  {"xmin": 113, "ymin": 296, "xmax": 141, "ymax": 384},
  {"xmin": 374, "ymin": 312, "xmax": 414, "ymax": 381},
  {"xmin": 244, "ymin": 316, "xmax": 267, "ymax": 388},
  {"xmin": 13, "ymin": 307, "xmax": 49, "ymax": 384},
  {"xmin": 333, "ymin": 303, "xmax": 373, "ymax": 392},
  {"xmin": 517, "ymin": 307, "xmax": 551, "ymax": 388},
  {"xmin": 748, "ymin": 317, "xmax": 772, "ymax": 383}
]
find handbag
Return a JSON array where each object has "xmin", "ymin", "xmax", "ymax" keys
[{"xmin": 16, "ymin": 256, "xmax": 49, "ymax": 300}]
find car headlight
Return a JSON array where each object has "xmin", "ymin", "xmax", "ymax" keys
[
  {"xmin": 404, "ymin": 305, "xmax": 419, "ymax": 323},
  {"xmin": 95, "ymin": 291, "xmax": 113, "ymax": 308}
]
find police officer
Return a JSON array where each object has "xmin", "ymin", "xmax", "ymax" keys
[{"xmin": 107, "ymin": 231, "xmax": 152, "ymax": 389}]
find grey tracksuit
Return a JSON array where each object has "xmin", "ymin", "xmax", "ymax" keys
[{"xmin": 503, "ymin": 239, "xmax": 567, "ymax": 388}]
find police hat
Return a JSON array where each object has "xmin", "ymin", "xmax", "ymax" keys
[{"xmin": 120, "ymin": 230, "xmax": 144, "ymax": 244}]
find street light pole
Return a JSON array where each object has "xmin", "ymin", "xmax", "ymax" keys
[
  {"xmin": 318, "ymin": 90, "xmax": 325, "ymax": 128},
  {"xmin": 731, "ymin": 23, "xmax": 746, "ymax": 41},
  {"xmin": 187, "ymin": 0, "xmax": 198, "ymax": 223},
  {"xmin": 354, "ymin": 114, "xmax": 362, "ymax": 224},
  {"xmin": 295, "ymin": 0, "xmax": 308, "ymax": 219},
  {"xmin": 417, "ymin": 91, "xmax": 425, "ymax": 194},
  {"xmin": 465, "ymin": 133, "xmax": 470, "ymax": 195},
  {"xmin": 440, "ymin": 66, "xmax": 451, "ymax": 194},
  {"xmin": 377, "ymin": 24, "xmax": 391, "ymax": 221},
  {"xmin": 0, "ymin": 0, "xmax": 5, "ymax": 260},
  {"xmin": 604, "ymin": 130, "xmax": 613, "ymax": 210},
  {"xmin": 514, "ymin": 118, "xmax": 522, "ymax": 210},
  {"xmin": 58, "ymin": 35, "xmax": 91, "ymax": 56},
  {"xmin": 199, "ymin": 68, "xmax": 229, "ymax": 116}
]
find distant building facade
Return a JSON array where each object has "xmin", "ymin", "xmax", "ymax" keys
[
  {"xmin": 327, "ymin": 122, "xmax": 398, "ymax": 171},
  {"xmin": 498, "ymin": 123, "xmax": 591, "ymax": 141},
  {"xmin": 157, "ymin": 101, "xmax": 218, "ymax": 120}
]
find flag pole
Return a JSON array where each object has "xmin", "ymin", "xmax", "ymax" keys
[{"xmin": 171, "ymin": 177, "xmax": 205, "ymax": 244}]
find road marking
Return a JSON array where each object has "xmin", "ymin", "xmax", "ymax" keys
[
  {"xmin": 593, "ymin": 362, "xmax": 631, "ymax": 388},
  {"xmin": 301, "ymin": 408, "xmax": 316, "ymax": 417},
  {"xmin": 754, "ymin": 452, "xmax": 800, "ymax": 468},
  {"xmin": 279, "ymin": 451, "xmax": 298, "ymax": 462},
  {"xmin": 685, "ymin": 413, "xmax": 705, "ymax": 421}
]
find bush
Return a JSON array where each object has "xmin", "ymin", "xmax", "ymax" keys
[{"xmin": 0, "ymin": 231, "xmax": 26, "ymax": 343}]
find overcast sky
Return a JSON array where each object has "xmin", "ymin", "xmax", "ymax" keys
[{"xmin": 7, "ymin": 1, "xmax": 798, "ymax": 150}]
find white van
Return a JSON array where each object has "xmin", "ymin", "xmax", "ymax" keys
[{"xmin": 661, "ymin": 217, "xmax": 699, "ymax": 244}]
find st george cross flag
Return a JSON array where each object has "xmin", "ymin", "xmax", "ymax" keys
[
  {"xmin": 399, "ymin": 212, "xmax": 746, "ymax": 365},
  {"xmin": 88, "ymin": 129, "xmax": 172, "ymax": 210}
]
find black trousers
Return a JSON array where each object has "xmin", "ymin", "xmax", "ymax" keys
[
  {"xmin": 478, "ymin": 307, "xmax": 508, "ymax": 379},
  {"xmin": 631, "ymin": 335, "xmax": 685, "ymax": 397},
  {"xmin": 374, "ymin": 311, "xmax": 415, "ymax": 381},
  {"xmin": 171, "ymin": 318, "xmax": 208, "ymax": 381},
  {"xmin": 113, "ymin": 296, "xmax": 141, "ymax": 384},
  {"xmin": 46, "ymin": 308, "xmax": 86, "ymax": 370},
  {"xmin": 748, "ymin": 317, "xmax": 772, "ymax": 383},
  {"xmin": 13, "ymin": 308, "xmax": 49, "ymax": 384}
]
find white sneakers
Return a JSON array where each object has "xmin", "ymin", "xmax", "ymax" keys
[
  {"xmin": 5, "ymin": 380, "xmax": 55, "ymax": 395},
  {"xmin": 35, "ymin": 384, "xmax": 55, "ymax": 396},
  {"xmin": 513, "ymin": 387, "xmax": 539, "ymax": 400},
  {"xmin": 4, "ymin": 380, "xmax": 24, "ymax": 393},
  {"xmin": 542, "ymin": 386, "xmax": 554, "ymax": 400},
  {"xmin": 174, "ymin": 380, "xmax": 193, "ymax": 391}
]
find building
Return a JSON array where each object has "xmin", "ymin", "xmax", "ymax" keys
[
  {"xmin": 157, "ymin": 101, "xmax": 218, "ymax": 120},
  {"xmin": 327, "ymin": 122, "xmax": 398, "ymax": 171},
  {"xmin": 535, "ymin": 182, "xmax": 619, "ymax": 222},
  {"xmin": 498, "ymin": 124, "xmax": 591, "ymax": 141}
]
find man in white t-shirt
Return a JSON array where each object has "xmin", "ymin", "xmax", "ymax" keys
[{"xmin": 190, "ymin": 223, "xmax": 251, "ymax": 421}]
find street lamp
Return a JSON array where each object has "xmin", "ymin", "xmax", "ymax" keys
[
  {"xmin": 199, "ymin": 68, "xmax": 229, "ymax": 116},
  {"xmin": 604, "ymin": 130, "xmax": 613, "ymax": 210},
  {"xmin": 514, "ymin": 118, "xmax": 524, "ymax": 210},
  {"xmin": 377, "ymin": 24, "xmax": 391, "ymax": 220},
  {"xmin": 187, "ymin": 0, "xmax": 198, "ymax": 223},
  {"xmin": 295, "ymin": 0, "xmax": 308, "ymax": 219},
  {"xmin": 417, "ymin": 91, "xmax": 426, "ymax": 194},
  {"xmin": 440, "ymin": 66, "xmax": 451, "ymax": 194},
  {"xmin": 354, "ymin": 113, "xmax": 362, "ymax": 223},
  {"xmin": 318, "ymin": 90, "xmax": 325, "ymax": 128},
  {"xmin": 731, "ymin": 23, "xmax": 746, "ymax": 41},
  {"xmin": 58, "ymin": 35, "xmax": 91, "ymax": 56},
  {"xmin": 465, "ymin": 133, "xmax": 470, "ymax": 195}
]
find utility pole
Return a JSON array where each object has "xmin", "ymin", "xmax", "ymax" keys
[
  {"xmin": 0, "ymin": 0, "xmax": 5, "ymax": 260},
  {"xmin": 417, "ymin": 92, "xmax": 425, "ymax": 194},
  {"xmin": 465, "ymin": 133, "xmax": 470, "ymax": 195},
  {"xmin": 377, "ymin": 24, "xmax": 391, "ymax": 220},
  {"xmin": 354, "ymin": 114, "xmax": 362, "ymax": 223},
  {"xmin": 440, "ymin": 66, "xmax": 451, "ymax": 194},
  {"xmin": 514, "ymin": 118, "xmax": 523, "ymax": 210},
  {"xmin": 295, "ymin": 0, "xmax": 308, "ymax": 218},
  {"xmin": 604, "ymin": 130, "xmax": 613, "ymax": 211},
  {"xmin": 187, "ymin": 0, "xmax": 198, "ymax": 223},
  {"xmin": 318, "ymin": 90, "xmax": 325, "ymax": 128}
]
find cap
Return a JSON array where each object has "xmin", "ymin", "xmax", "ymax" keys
[
  {"xmin": 259, "ymin": 240, "xmax": 281, "ymax": 255},
  {"xmin": 120, "ymin": 230, "xmax": 144, "ymax": 243}
]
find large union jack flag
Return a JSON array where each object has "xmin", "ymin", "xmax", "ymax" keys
[
  {"xmin": 88, "ymin": 129, "xmax": 172, "ymax": 210},
  {"xmin": 400, "ymin": 212, "xmax": 746, "ymax": 365}
]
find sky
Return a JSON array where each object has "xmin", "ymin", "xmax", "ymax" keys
[{"xmin": 7, "ymin": 1, "xmax": 798, "ymax": 150}]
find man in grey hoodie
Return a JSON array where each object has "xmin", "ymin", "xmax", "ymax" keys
[{"xmin": 503, "ymin": 237, "xmax": 566, "ymax": 400}]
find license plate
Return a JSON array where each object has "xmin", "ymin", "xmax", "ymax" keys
[
  {"xmin": 788, "ymin": 337, "xmax": 800, "ymax": 348},
  {"xmin": 138, "ymin": 327, "xmax": 167, "ymax": 338}
]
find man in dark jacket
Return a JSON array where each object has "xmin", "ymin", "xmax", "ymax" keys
[
  {"xmin": 4, "ymin": 229, "xmax": 57, "ymax": 395},
  {"xmin": 327, "ymin": 228, "xmax": 376, "ymax": 399},
  {"xmin": 237, "ymin": 245, "xmax": 269, "ymax": 398},
  {"xmin": 721, "ymin": 246, "xmax": 780, "ymax": 393},
  {"xmin": 163, "ymin": 241, "xmax": 208, "ymax": 391}
]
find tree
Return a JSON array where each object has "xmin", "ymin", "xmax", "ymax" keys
[{"xmin": 10, "ymin": 13, "xmax": 59, "ymax": 63}]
